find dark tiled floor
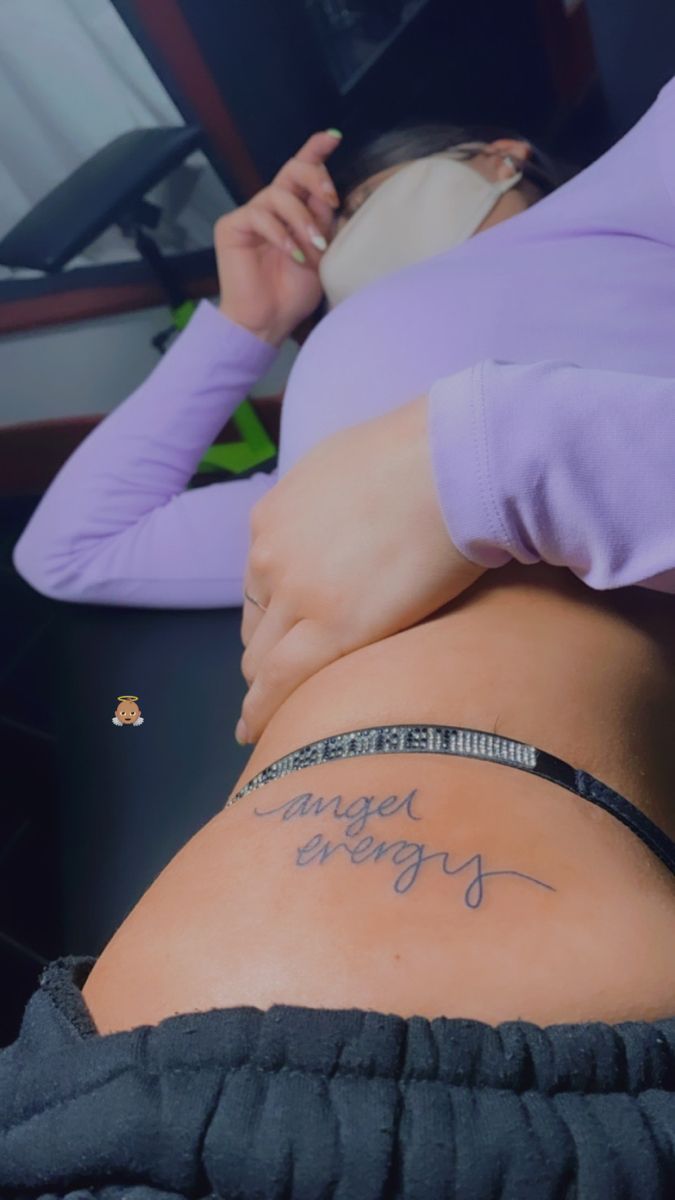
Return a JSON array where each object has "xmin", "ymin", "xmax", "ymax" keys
[{"xmin": 0, "ymin": 496, "xmax": 64, "ymax": 1048}]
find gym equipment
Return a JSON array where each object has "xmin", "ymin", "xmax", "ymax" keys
[{"xmin": 0, "ymin": 126, "xmax": 278, "ymax": 478}]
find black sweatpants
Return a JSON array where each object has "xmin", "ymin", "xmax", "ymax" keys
[{"xmin": 1, "ymin": 954, "xmax": 674, "ymax": 1199}]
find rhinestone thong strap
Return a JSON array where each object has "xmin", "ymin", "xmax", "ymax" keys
[{"xmin": 224, "ymin": 722, "xmax": 675, "ymax": 877}]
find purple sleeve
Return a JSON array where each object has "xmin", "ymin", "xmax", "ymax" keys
[
  {"xmin": 427, "ymin": 357, "xmax": 675, "ymax": 593},
  {"xmin": 12, "ymin": 299, "xmax": 281, "ymax": 609}
]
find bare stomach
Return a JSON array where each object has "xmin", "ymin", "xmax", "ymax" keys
[{"xmin": 82, "ymin": 562, "xmax": 675, "ymax": 1034}]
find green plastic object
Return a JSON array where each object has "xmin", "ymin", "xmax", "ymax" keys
[
  {"xmin": 169, "ymin": 299, "xmax": 278, "ymax": 475},
  {"xmin": 172, "ymin": 298, "xmax": 198, "ymax": 330},
  {"xmin": 196, "ymin": 398, "xmax": 277, "ymax": 474}
]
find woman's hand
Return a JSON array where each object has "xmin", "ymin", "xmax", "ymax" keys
[
  {"xmin": 236, "ymin": 392, "xmax": 487, "ymax": 745},
  {"xmin": 214, "ymin": 130, "xmax": 343, "ymax": 348}
]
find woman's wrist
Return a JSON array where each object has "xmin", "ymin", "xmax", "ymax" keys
[{"xmin": 217, "ymin": 304, "xmax": 287, "ymax": 349}]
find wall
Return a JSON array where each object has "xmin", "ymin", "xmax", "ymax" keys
[
  {"xmin": 0, "ymin": 304, "xmax": 299, "ymax": 428},
  {"xmin": 584, "ymin": 0, "xmax": 675, "ymax": 137}
]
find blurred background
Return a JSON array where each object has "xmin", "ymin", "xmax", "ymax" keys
[{"xmin": 1, "ymin": 0, "xmax": 674, "ymax": 1045}]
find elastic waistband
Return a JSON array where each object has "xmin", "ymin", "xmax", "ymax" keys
[{"xmin": 0, "ymin": 955, "xmax": 674, "ymax": 1198}]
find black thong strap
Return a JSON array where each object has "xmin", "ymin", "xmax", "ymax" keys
[{"xmin": 225, "ymin": 722, "xmax": 675, "ymax": 878}]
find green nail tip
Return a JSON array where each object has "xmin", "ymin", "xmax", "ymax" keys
[
  {"xmin": 291, "ymin": 248, "xmax": 306, "ymax": 263},
  {"xmin": 326, "ymin": 128, "xmax": 343, "ymax": 139}
]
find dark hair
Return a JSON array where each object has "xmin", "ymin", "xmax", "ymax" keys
[
  {"xmin": 328, "ymin": 119, "xmax": 582, "ymax": 210},
  {"xmin": 302, "ymin": 119, "xmax": 582, "ymax": 331}
]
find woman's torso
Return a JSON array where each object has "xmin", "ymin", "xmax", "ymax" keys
[
  {"xmin": 82, "ymin": 92, "xmax": 675, "ymax": 1032},
  {"xmin": 82, "ymin": 563, "xmax": 675, "ymax": 1034},
  {"xmin": 277, "ymin": 129, "xmax": 675, "ymax": 478}
]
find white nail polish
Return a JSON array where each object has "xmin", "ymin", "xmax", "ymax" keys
[{"xmin": 308, "ymin": 228, "xmax": 328, "ymax": 252}]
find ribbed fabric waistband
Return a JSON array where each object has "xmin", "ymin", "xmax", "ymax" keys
[{"xmin": 0, "ymin": 955, "xmax": 674, "ymax": 1197}]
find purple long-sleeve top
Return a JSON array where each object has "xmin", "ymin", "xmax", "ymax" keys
[{"xmin": 12, "ymin": 75, "xmax": 675, "ymax": 608}]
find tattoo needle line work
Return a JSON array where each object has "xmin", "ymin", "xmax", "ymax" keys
[{"xmin": 252, "ymin": 786, "xmax": 555, "ymax": 910}]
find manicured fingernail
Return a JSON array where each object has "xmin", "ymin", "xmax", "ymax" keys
[
  {"xmin": 308, "ymin": 226, "xmax": 328, "ymax": 251},
  {"xmin": 326, "ymin": 128, "xmax": 343, "ymax": 139},
  {"xmin": 291, "ymin": 247, "xmax": 306, "ymax": 264},
  {"xmin": 235, "ymin": 718, "xmax": 248, "ymax": 744}
]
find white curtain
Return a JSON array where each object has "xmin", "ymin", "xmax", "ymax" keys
[{"xmin": 0, "ymin": 0, "xmax": 237, "ymax": 280}]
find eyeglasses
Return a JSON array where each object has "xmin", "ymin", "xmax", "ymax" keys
[
  {"xmin": 446, "ymin": 141, "xmax": 558, "ymax": 196},
  {"xmin": 518, "ymin": 147, "xmax": 559, "ymax": 195},
  {"xmin": 335, "ymin": 141, "xmax": 560, "ymax": 222}
]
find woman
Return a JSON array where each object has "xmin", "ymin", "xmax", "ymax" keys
[
  {"xmin": 10, "ymin": 120, "xmax": 568, "ymax": 610},
  {"xmin": 5, "ymin": 85, "xmax": 675, "ymax": 1197}
]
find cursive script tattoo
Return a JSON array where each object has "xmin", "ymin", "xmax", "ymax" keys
[{"xmin": 253, "ymin": 788, "xmax": 556, "ymax": 910}]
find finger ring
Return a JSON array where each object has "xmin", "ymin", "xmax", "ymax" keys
[{"xmin": 244, "ymin": 588, "xmax": 268, "ymax": 613}]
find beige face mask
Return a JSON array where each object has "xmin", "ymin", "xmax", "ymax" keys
[{"xmin": 319, "ymin": 145, "xmax": 524, "ymax": 309}]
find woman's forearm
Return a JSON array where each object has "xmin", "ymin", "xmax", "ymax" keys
[
  {"xmin": 12, "ymin": 300, "xmax": 280, "ymax": 607},
  {"xmin": 428, "ymin": 357, "xmax": 675, "ymax": 593}
]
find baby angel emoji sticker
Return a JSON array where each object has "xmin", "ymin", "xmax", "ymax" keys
[{"xmin": 112, "ymin": 695, "xmax": 144, "ymax": 727}]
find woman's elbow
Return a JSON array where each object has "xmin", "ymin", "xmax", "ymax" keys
[{"xmin": 11, "ymin": 535, "xmax": 75, "ymax": 602}]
